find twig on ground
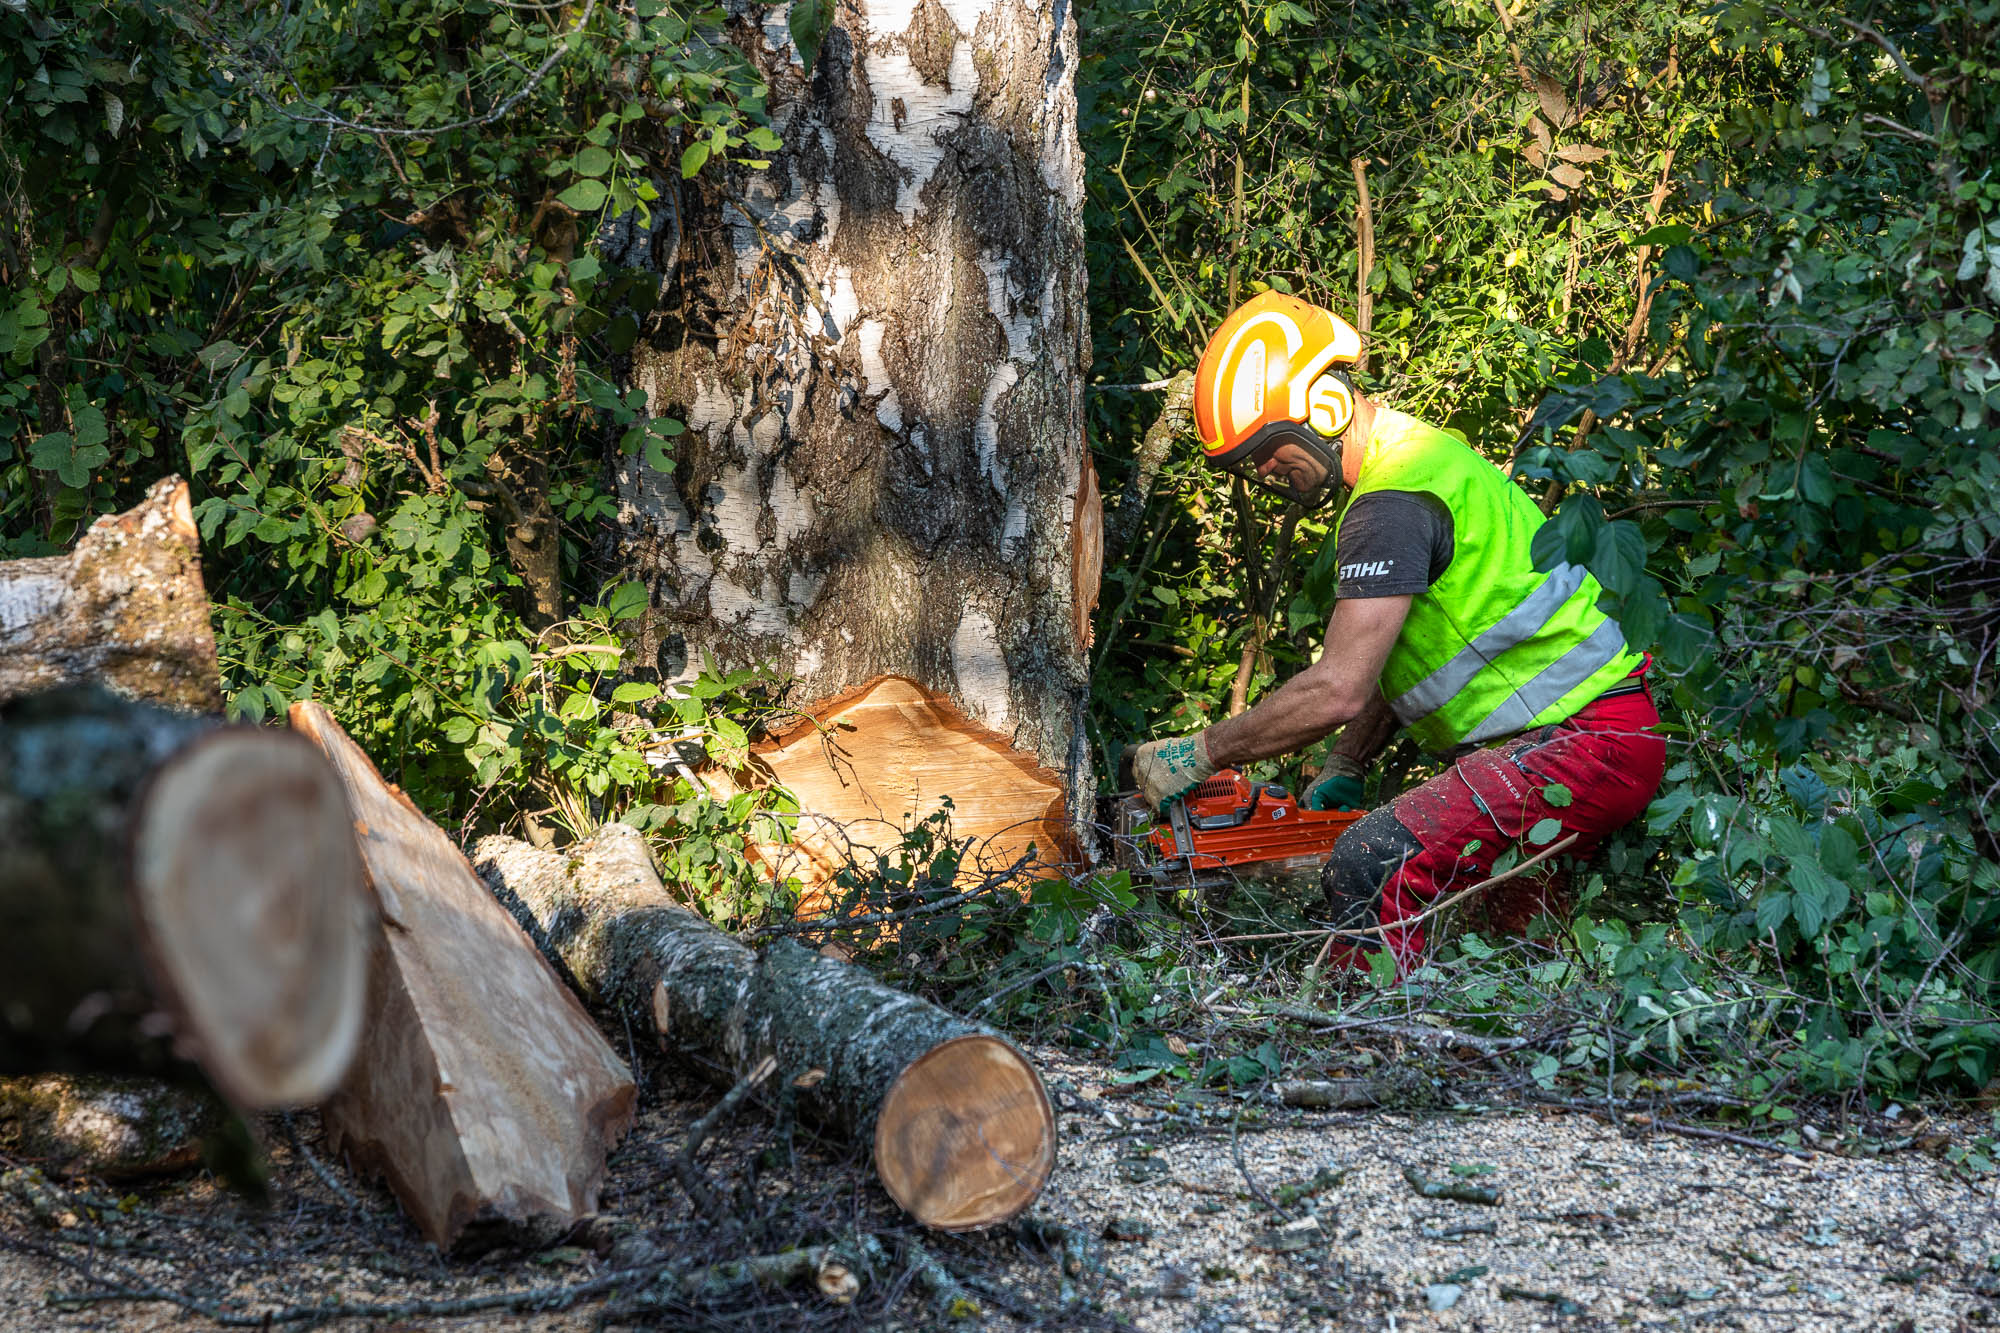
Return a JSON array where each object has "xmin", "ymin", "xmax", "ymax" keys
[
  {"xmin": 280, "ymin": 1111, "xmax": 363, "ymax": 1212},
  {"xmin": 1230, "ymin": 1098, "xmax": 1288, "ymax": 1220},
  {"xmin": 671, "ymin": 1054, "xmax": 778, "ymax": 1216}
]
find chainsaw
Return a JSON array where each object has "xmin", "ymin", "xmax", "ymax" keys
[{"xmin": 1108, "ymin": 768, "xmax": 1365, "ymax": 885}]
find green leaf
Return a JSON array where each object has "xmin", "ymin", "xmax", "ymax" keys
[
  {"xmin": 1589, "ymin": 520, "xmax": 1648, "ymax": 597},
  {"xmin": 612, "ymin": 680, "xmax": 660, "ymax": 704},
  {"xmin": 1633, "ymin": 223, "xmax": 1693, "ymax": 248},
  {"xmin": 1754, "ymin": 891, "xmax": 1793, "ymax": 934},
  {"xmin": 605, "ymin": 580, "xmax": 649, "ymax": 621},
  {"xmin": 572, "ymin": 145, "xmax": 614, "ymax": 178},
  {"xmin": 1527, "ymin": 817, "xmax": 1563, "ymax": 846},
  {"xmin": 679, "ymin": 140, "xmax": 712, "ymax": 178},
  {"xmin": 557, "ymin": 179, "xmax": 609, "ymax": 212},
  {"xmin": 1541, "ymin": 783, "xmax": 1573, "ymax": 808},
  {"xmin": 789, "ymin": 0, "xmax": 833, "ymax": 73}
]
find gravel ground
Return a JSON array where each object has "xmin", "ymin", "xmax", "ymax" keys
[
  {"xmin": 1031, "ymin": 1052, "xmax": 2000, "ymax": 1331},
  {"xmin": 1, "ymin": 1048, "xmax": 1995, "ymax": 1332}
]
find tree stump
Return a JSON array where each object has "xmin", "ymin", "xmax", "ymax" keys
[{"xmin": 0, "ymin": 476, "xmax": 221, "ymax": 713}]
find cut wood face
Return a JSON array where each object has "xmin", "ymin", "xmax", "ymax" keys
[
  {"xmin": 1073, "ymin": 454, "xmax": 1103, "ymax": 652},
  {"xmin": 873, "ymin": 1033, "xmax": 1056, "ymax": 1231},
  {"xmin": 131, "ymin": 730, "xmax": 371, "ymax": 1109},
  {"xmin": 290, "ymin": 702, "xmax": 636, "ymax": 1247},
  {"xmin": 750, "ymin": 676, "xmax": 1072, "ymax": 905}
]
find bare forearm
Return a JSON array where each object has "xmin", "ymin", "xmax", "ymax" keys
[{"xmin": 1203, "ymin": 669, "xmax": 1360, "ymax": 767}]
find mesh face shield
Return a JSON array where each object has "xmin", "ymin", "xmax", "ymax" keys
[{"xmin": 1205, "ymin": 420, "xmax": 1345, "ymax": 509}]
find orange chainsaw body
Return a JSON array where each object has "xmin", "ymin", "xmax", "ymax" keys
[{"xmin": 1145, "ymin": 769, "xmax": 1364, "ymax": 874}]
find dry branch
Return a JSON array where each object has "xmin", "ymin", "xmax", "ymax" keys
[{"xmin": 473, "ymin": 823, "xmax": 1057, "ymax": 1231}]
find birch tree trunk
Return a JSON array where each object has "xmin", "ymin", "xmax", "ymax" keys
[{"xmin": 619, "ymin": 0, "xmax": 1094, "ymax": 821}]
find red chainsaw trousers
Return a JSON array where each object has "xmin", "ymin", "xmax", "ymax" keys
[{"xmin": 1320, "ymin": 678, "xmax": 1665, "ymax": 973}]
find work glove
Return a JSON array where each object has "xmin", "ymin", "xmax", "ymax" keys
[
  {"xmin": 1304, "ymin": 752, "xmax": 1367, "ymax": 811},
  {"xmin": 1131, "ymin": 732, "xmax": 1218, "ymax": 810}
]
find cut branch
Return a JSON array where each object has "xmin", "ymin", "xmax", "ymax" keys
[{"xmin": 0, "ymin": 687, "xmax": 370, "ymax": 1110}]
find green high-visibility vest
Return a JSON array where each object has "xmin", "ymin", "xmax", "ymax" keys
[{"xmin": 1334, "ymin": 409, "xmax": 1643, "ymax": 753}]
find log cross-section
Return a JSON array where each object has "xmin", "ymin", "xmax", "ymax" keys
[
  {"xmin": 290, "ymin": 702, "xmax": 635, "ymax": 1249},
  {"xmin": 473, "ymin": 824, "xmax": 1057, "ymax": 1231},
  {"xmin": 0, "ymin": 687, "xmax": 370, "ymax": 1110}
]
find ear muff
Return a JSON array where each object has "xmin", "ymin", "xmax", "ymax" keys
[{"xmin": 1308, "ymin": 368, "xmax": 1356, "ymax": 439}]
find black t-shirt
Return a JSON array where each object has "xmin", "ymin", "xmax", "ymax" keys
[{"xmin": 1333, "ymin": 490, "xmax": 1454, "ymax": 598}]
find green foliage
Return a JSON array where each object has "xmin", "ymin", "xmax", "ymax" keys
[{"xmin": 2, "ymin": 0, "xmax": 774, "ymax": 831}]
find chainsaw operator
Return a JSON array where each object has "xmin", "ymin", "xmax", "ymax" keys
[{"xmin": 1130, "ymin": 292, "xmax": 1666, "ymax": 968}]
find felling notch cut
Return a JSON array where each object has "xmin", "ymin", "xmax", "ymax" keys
[{"xmin": 740, "ymin": 675, "xmax": 1074, "ymax": 908}]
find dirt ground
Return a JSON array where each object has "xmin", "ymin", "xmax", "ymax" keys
[{"xmin": 2, "ymin": 1047, "xmax": 1996, "ymax": 1332}]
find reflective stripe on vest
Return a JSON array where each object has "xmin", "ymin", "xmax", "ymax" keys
[
  {"xmin": 1389, "ymin": 562, "xmax": 1589, "ymax": 721},
  {"xmin": 1460, "ymin": 616, "xmax": 1629, "ymax": 743}
]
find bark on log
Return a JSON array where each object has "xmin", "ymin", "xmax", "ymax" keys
[
  {"xmin": 733, "ymin": 675, "xmax": 1072, "ymax": 910},
  {"xmin": 472, "ymin": 823, "xmax": 1057, "ymax": 1231},
  {"xmin": 616, "ymin": 0, "xmax": 1094, "ymax": 840},
  {"xmin": 0, "ymin": 687, "xmax": 370, "ymax": 1110},
  {"xmin": 0, "ymin": 477, "xmax": 220, "ymax": 712},
  {"xmin": 289, "ymin": 702, "xmax": 636, "ymax": 1249}
]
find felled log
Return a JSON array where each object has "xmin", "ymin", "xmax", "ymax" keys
[
  {"xmin": 0, "ymin": 476, "xmax": 221, "ymax": 713},
  {"xmin": 0, "ymin": 687, "xmax": 369, "ymax": 1110},
  {"xmin": 742, "ymin": 675, "xmax": 1072, "ymax": 912},
  {"xmin": 290, "ymin": 702, "xmax": 636, "ymax": 1249},
  {"xmin": 473, "ymin": 824, "xmax": 1057, "ymax": 1231},
  {"xmin": 0, "ymin": 480, "xmax": 241, "ymax": 1174}
]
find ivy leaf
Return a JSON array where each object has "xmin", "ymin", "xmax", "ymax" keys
[
  {"xmin": 789, "ymin": 0, "xmax": 833, "ymax": 73},
  {"xmin": 1527, "ymin": 817, "xmax": 1564, "ymax": 846},
  {"xmin": 557, "ymin": 179, "xmax": 608, "ymax": 212}
]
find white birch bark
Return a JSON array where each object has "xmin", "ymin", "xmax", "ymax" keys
[{"xmin": 618, "ymin": 0, "xmax": 1092, "ymax": 820}]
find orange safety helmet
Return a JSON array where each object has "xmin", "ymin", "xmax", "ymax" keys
[{"xmin": 1192, "ymin": 291, "xmax": 1364, "ymax": 507}]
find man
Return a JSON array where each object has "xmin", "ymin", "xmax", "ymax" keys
[{"xmin": 1132, "ymin": 292, "xmax": 1665, "ymax": 968}]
